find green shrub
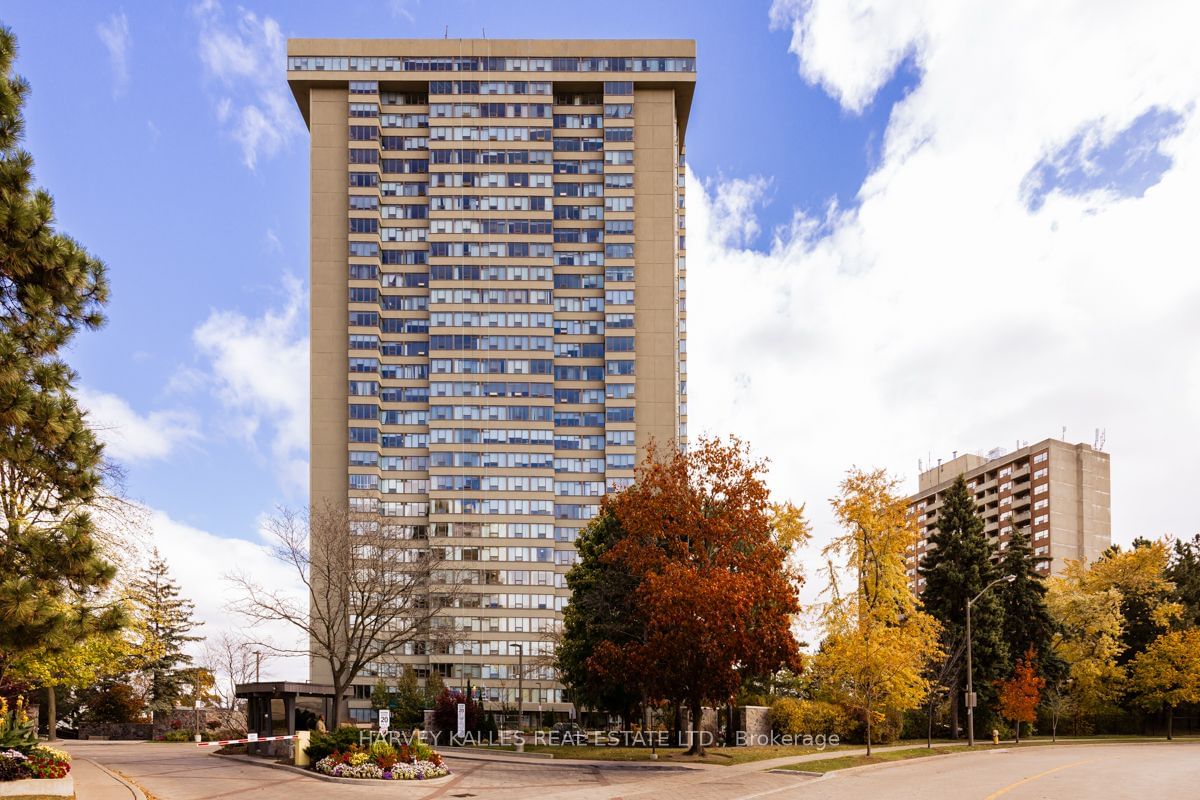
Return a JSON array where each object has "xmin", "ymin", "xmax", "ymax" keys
[
  {"xmin": 304, "ymin": 725, "xmax": 363, "ymax": 762},
  {"xmin": 162, "ymin": 730, "xmax": 191, "ymax": 742},
  {"xmin": 0, "ymin": 699, "xmax": 38, "ymax": 754},
  {"xmin": 769, "ymin": 698, "xmax": 852, "ymax": 739}
]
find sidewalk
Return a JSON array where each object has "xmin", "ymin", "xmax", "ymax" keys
[{"xmin": 71, "ymin": 757, "xmax": 146, "ymax": 800}]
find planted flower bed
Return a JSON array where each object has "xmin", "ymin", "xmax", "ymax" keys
[
  {"xmin": 0, "ymin": 699, "xmax": 73, "ymax": 797},
  {"xmin": 307, "ymin": 728, "xmax": 449, "ymax": 781}
]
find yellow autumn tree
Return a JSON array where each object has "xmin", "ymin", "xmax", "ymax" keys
[
  {"xmin": 1086, "ymin": 540, "xmax": 1182, "ymax": 658},
  {"xmin": 11, "ymin": 599, "xmax": 160, "ymax": 740},
  {"xmin": 814, "ymin": 469, "xmax": 942, "ymax": 754},
  {"xmin": 1046, "ymin": 560, "xmax": 1126, "ymax": 730},
  {"xmin": 1129, "ymin": 629, "xmax": 1200, "ymax": 740}
]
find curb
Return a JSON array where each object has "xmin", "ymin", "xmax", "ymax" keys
[
  {"xmin": 213, "ymin": 753, "xmax": 454, "ymax": 786},
  {"xmin": 449, "ymin": 746, "xmax": 555, "ymax": 760},
  {"xmin": 768, "ymin": 768, "xmax": 825, "ymax": 778},
  {"xmin": 82, "ymin": 759, "xmax": 148, "ymax": 800},
  {"xmin": 441, "ymin": 751, "xmax": 702, "ymax": 771},
  {"xmin": 764, "ymin": 739, "xmax": 1200, "ymax": 779}
]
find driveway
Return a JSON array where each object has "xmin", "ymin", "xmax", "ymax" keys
[{"xmin": 62, "ymin": 739, "xmax": 1200, "ymax": 800}]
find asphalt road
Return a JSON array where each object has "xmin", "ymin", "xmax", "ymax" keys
[{"xmin": 62, "ymin": 739, "xmax": 1200, "ymax": 800}]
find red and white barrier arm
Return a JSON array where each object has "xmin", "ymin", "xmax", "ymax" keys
[{"xmin": 196, "ymin": 735, "xmax": 298, "ymax": 747}]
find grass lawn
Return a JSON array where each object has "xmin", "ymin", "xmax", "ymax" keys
[{"xmin": 780, "ymin": 746, "xmax": 965, "ymax": 773}]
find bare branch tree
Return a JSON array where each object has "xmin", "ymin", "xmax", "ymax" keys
[
  {"xmin": 202, "ymin": 631, "xmax": 266, "ymax": 710},
  {"xmin": 226, "ymin": 500, "xmax": 458, "ymax": 725}
]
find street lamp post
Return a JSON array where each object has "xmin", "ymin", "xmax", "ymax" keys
[
  {"xmin": 966, "ymin": 574, "xmax": 1016, "ymax": 746},
  {"xmin": 509, "ymin": 643, "xmax": 524, "ymax": 731}
]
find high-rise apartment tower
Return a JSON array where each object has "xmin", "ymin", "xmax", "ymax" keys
[
  {"xmin": 906, "ymin": 438, "xmax": 1111, "ymax": 592},
  {"xmin": 288, "ymin": 39, "xmax": 695, "ymax": 722}
]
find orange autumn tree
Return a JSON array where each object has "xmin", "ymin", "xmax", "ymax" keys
[
  {"xmin": 996, "ymin": 648, "xmax": 1045, "ymax": 742},
  {"xmin": 592, "ymin": 436, "xmax": 807, "ymax": 756}
]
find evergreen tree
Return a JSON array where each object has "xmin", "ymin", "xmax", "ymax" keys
[
  {"xmin": 127, "ymin": 549, "xmax": 200, "ymax": 712},
  {"xmin": 1167, "ymin": 533, "xmax": 1200, "ymax": 629},
  {"xmin": 997, "ymin": 525, "xmax": 1062, "ymax": 682},
  {"xmin": 369, "ymin": 678, "xmax": 392, "ymax": 712},
  {"xmin": 393, "ymin": 666, "xmax": 423, "ymax": 725},
  {"xmin": 422, "ymin": 671, "xmax": 444, "ymax": 710},
  {"xmin": 556, "ymin": 510, "xmax": 645, "ymax": 723},
  {"xmin": 918, "ymin": 475, "xmax": 1008, "ymax": 738},
  {"xmin": 0, "ymin": 25, "xmax": 120, "ymax": 662}
]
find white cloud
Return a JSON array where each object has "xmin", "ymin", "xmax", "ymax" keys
[
  {"xmin": 141, "ymin": 506, "xmax": 306, "ymax": 679},
  {"xmin": 192, "ymin": 276, "xmax": 309, "ymax": 495},
  {"xmin": 96, "ymin": 11, "xmax": 132, "ymax": 98},
  {"xmin": 690, "ymin": 1, "xmax": 1200, "ymax": 599},
  {"xmin": 389, "ymin": 0, "xmax": 419, "ymax": 23},
  {"xmin": 192, "ymin": 1, "xmax": 301, "ymax": 169},
  {"xmin": 79, "ymin": 388, "xmax": 200, "ymax": 464}
]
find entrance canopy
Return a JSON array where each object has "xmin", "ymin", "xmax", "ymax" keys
[{"xmin": 234, "ymin": 682, "xmax": 347, "ymax": 737}]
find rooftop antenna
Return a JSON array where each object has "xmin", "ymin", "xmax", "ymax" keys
[
  {"xmin": 443, "ymin": 25, "xmax": 449, "ymax": 39},
  {"xmin": 1061, "ymin": 425, "xmax": 1067, "ymax": 441},
  {"xmin": 1094, "ymin": 428, "xmax": 1106, "ymax": 451},
  {"xmin": 482, "ymin": 27, "xmax": 486, "ymax": 38}
]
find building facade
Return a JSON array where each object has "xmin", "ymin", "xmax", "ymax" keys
[
  {"xmin": 906, "ymin": 439, "xmax": 1111, "ymax": 591},
  {"xmin": 288, "ymin": 39, "xmax": 694, "ymax": 722}
]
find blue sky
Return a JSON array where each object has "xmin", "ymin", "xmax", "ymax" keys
[
  {"xmin": 4, "ymin": 1, "xmax": 1198, "ymax": 661},
  {"xmin": 3, "ymin": 0, "xmax": 906, "ymax": 545}
]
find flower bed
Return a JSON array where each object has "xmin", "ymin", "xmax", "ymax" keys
[
  {"xmin": 0, "ymin": 747, "xmax": 73, "ymax": 799},
  {"xmin": 0, "ymin": 746, "xmax": 72, "ymax": 781},
  {"xmin": 307, "ymin": 732, "xmax": 449, "ymax": 781}
]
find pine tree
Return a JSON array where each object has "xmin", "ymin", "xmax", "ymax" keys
[
  {"xmin": 1167, "ymin": 534, "xmax": 1200, "ymax": 629},
  {"xmin": 394, "ymin": 666, "xmax": 423, "ymax": 725},
  {"xmin": 0, "ymin": 25, "xmax": 120, "ymax": 662},
  {"xmin": 422, "ymin": 671, "xmax": 445, "ymax": 710},
  {"xmin": 997, "ymin": 525, "xmax": 1062, "ymax": 682},
  {"xmin": 369, "ymin": 678, "xmax": 392, "ymax": 712},
  {"xmin": 127, "ymin": 549, "xmax": 201, "ymax": 712},
  {"xmin": 918, "ymin": 475, "xmax": 1008, "ymax": 738}
]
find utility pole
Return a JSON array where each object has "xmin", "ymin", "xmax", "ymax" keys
[
  {"xmin": 253, "ymin": 650, "xmax": 261, "ymax": 682},
  {"xmin": 966, "ymin": 575, "xmax": 1016, "ymax": 746}
]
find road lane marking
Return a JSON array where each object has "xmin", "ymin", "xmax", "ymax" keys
[{"xmin": 983, "ymin": 758, "xmax": 1098, "ymax": 799}]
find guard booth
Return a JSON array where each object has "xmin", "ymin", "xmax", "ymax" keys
[{"xmin": 235, "ymin": 682, "xmax": 346, "ymax": 756}]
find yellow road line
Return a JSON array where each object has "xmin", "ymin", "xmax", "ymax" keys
[{"xmin": 983, "ymin": 758, "xmax": 1098, "ymax": 800}]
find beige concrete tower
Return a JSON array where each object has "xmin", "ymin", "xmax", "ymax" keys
[
  {"xmin": 906, "ymin": 438, "xmax": 1112, "ymax": 591},
  {"xmin": 288, "ymin": 40, "xmax": 695, "ymax": 724}
]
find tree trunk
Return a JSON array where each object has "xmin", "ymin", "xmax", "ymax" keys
[
  {"xmin": 47, "ymin": 687, "xmax": 57, "ymax": 742},
  {"xmin": 865, "ymin": 696, "xmax": 873, "ymax": 757},
  {"xmin": 927, "ymin": 700, "xmax": 934, "ymax": 749},
  {"xmin": 1015, "ymin": 719, "xmax": 1020, "ymax": 744},
  {"xmin": 686, "ymin": 697, "xmax": 705, "ymax": 757},
  {"xmin": 950, "ymin": 690, "xmax": 960, "ymax": 739},
  {"xmin": 1167, "ymin": 706, "xmax": 1174, "ymax": 741},
  {"xmin": 331, "ymin": 677, "xmax": 347, "ymax": 727}
]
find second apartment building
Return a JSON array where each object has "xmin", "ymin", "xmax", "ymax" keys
[{"xmin": 907, "ymin": 438, "xmax": 1111, "ymax": 591}]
